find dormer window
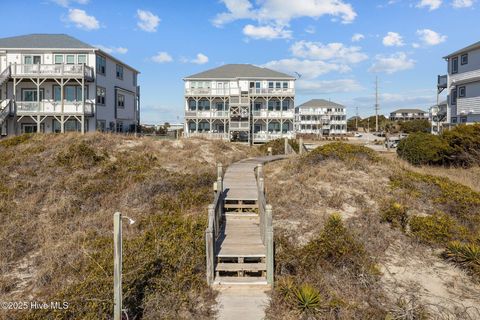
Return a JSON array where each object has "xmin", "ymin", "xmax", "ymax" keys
[{"xmin": 461, "ymin": 54, "xmax": 468, "ymax": 65}]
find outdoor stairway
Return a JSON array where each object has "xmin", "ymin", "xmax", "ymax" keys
[
  {"xmin": 0, "ymin": 100, "xmax": 11, "ymax": 128},
  {"xmin": 205, "ymin": 156, "xmax": 286, "ymax": 286}
]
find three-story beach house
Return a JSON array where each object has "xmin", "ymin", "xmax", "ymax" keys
[
  {"xmin": 183, "ymin": 64, "xmax": 295, "ymax": 144},
  {"xmin": 295, "ymin": 99, "xmax": 347, "ymax": 135},
  {"xmin": 0, "ymin": 34, "xmax": 140, "ymax": 136},
  {"xmin": 438, "ymin": 41, "xmax": 480, "ymax": 126}
]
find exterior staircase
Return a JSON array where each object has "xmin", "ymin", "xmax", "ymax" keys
[
  {"xmin": 0, "ymin": 99, "xmax": 11, "ymax": 130},
  {"xmin": 0, "ymin": 66, "xmax": 11, "ymax": 88}
]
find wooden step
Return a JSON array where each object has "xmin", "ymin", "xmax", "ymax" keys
[
  {"xmin": 213, "ymin": 276, "xmax": 268, "ymax": 285},
  {"xmin": 216, "ymin": 263, "xmax": 266, "ymax": 272}
]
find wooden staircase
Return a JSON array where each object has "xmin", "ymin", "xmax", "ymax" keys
[{"xmin": 205, "ymin": 158, "xmax": 281, "ymax": 286}]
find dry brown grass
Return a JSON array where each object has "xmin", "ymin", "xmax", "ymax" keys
[
  {"xmin": 264, "ymin": 146, "xmax": 480, "ymax": 319},
  {"xmin": 0, "ymin": 133, "xmax": 253, "ymax": 319}
]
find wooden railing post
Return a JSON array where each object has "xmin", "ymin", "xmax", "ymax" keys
[
  {"xmin": 284, "ymin": 137, "xmax": 289, "ymax": 155},
  {"xmin": 206, "ymin": 205, "xmax": 215, "ymax": 285},
  {"xmin": 257, "ymin": 164, "xmax": 263, "ymax": 179},
  {"xmin": 259, "ymin": 177, "xmax": 264, "ymax": 195},
  {"xmin": 299, "ymin": 137, "xmax": 304, "ymax": 155},
  {"xmin": 265, "ymin": 204, "xmax": 274, "ymax": 285}
]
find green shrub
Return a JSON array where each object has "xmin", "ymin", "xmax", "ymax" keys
[
  {"xmin": 56, "ymin": 142, "xmax": 106, "ymax": 169},
  {"xmin": 303, "ymin": 142, "xmax": 378, "ymax": 165},
  {"xmin": 441, "ymin": 124, "xmax": 480, "ymax": 167},
  {"xmin": 398, "ymin": 119, "xmax": 431, "ymax": 133},
  {"xmin": 259, "ymin": 138, "xmax": 299, "ymax": 155},
  {"xmin": 381, "ymin": 201, "xmax": 408, "ymax": 231},
  {"xmin": 303, "ymin": 214, "xmax": 369, "ymax": 272},
  {"xmin": 397, "ymin": 132, "xmax": 450, "ymax": 165},
  {"xmin": 0, "ymin": 134, "xmax": 33, "ymax": 147},
  {"xmin": 293, "ymin": 284, "xmax": 322, "ymax": 312},
  {"xmin": 409, "ymin": 213, "xmax": 468, "ymax": 245},
  {"xmin": 444, "ymin": 241, "xmax": 480, "ymax": 277}
]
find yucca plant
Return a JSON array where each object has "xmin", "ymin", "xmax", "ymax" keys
[
  {"xmin": 444, "ymin": 241, "xmax": 480, "ymax": 275},
  {"xmin": 278, "ymin": 277, "xmax": 296, "ymax": 301},
  {"xmin": 293, "ymin": 284, "xmax": 322, "ymax": 312}
]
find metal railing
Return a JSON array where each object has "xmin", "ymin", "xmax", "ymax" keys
[
  {"xmin": 205, "ymin": 163, "xmax": 224, "ymax": 285},
  {"xmin": 254, "ymin": 164, "xmax": 274, "ymax": 285},
  {"xmin": 249, "ymin": 88, "xmax": 294, "ymax": 95},
  {"xmin": 230, "ymin": 121, "xmax": 250, "ymax": 129},
  {"xmin": 10, "ymin": 63, "xmax": 94, "ymax": 79},
  {"xmin": 0, "ymin": 67, "xmax": 11, "ymax": 86},
  {"xmin": 0, "ymin": 100, "xmax": 12, "ymax": 125}
]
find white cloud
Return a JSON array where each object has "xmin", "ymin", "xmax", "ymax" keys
[
  {"xmin": 243, "ymin": 24, "xmax": 292, "ymax": 40},
  {"xmin": 416, "ymin": 0, "xmax": 442, "ymax": 10},
  {"xmin": 213, "ymin": 0, "xmax": 357, "ymax": 38},
  {"xmin": 191, "ymin": 53, "xmax": 209, "ymax": 65},
  {"xmin": 95, "ymin": 45, "xmax": 128, "ymax": 55},
  {"xmin": 382, "ymin": 32, "xmax": 404, "ymax": 47},
  {"xmin": 151, "ymin": 52, "xmax": 173, "ymax": 63},
  {"xmin": 369, "ymin": 52, "xmax": 415, "ymax": 74},
  {"xmin": 416, "ymin": 29, "xmax": 447, "ymax": 46},
  {"xmin": 452, "ymin": 0, "xmax": 474, "ymax": 8},
  {"xmin": 296, "ymin": 79, "xmax": 363, "ymax": 94},
  {"xmin": 67, "ymin": 9, "xmax": 99, "ymax": 30},
  {"xmin": 290, "ymin": 41, "xmax": 368, "ymax": 64},
  {"xmin": 351, "ymin": 33, "xmax": 364, "ymax": 42},
  {"xmin": 263, "ymin": 58, "xmax": 350, "ymax": 79},
  {"xmin": 136, "ymin": 9, "xmax": 160, "ymax": 32},
  {"xmin": 50, "ymin": 0, "xmax": 89, "ymax": 7}
]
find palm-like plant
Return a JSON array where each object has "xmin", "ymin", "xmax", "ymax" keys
[
  {"xmin": 293, "ymin": 284, "xmax": 322, "ymax": 312},
  {"xmin": 444, "ymin": 241, "xmax": 480, "ymax": 275}
]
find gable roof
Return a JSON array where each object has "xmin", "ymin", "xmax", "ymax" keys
[
  {"xmin": 297, "ymin": 99, "xmax": 344, "ymax": 108},
  {"xmin": 391, "ymin": 108, "xmax": 427, "ymax": 114},
  {"xmin": 0, "ymin": 34, "xmax": 94, "ymax": 49},
  {"xmin": 443, "ymin": 41, "xmax": 480, "ymax": 59},
  {"xmin": 184, "ymin": 64, "xmax": 295, "ymax": 80}
]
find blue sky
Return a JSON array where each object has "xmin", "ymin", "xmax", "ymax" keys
[{"xmin": 0, "ymin": 0, "xmax": 478, "ymax": 123}]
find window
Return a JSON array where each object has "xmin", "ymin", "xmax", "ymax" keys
[
  {"xmin": 461, "ymin": 117, "xmax": 467, "ymax": 123},
  {"xmin": 188, "ymin": 100, "xmax": 196, "ymax": 110},
  {"xmin": 116, "ymin": 121, "xmax": 124, "ymax": 133},
  {"xmin": 66, "ymin": 55, "xmax": 75, "ymax": 64},
  {"xmin": 268, "ymin": 101, "xmax": 274, "ymax": 111},
  {"xmin": 461, "ymin": 54, "xmax": 468, "ymax": 65},
  {"xmin": 216, "ymin": 102, "xmax": 224, "ymax": 110},
  {"xmin": 268, "ymin": 82, "xmax": 274, "ymax": 89},
  {"xmin": 96, "ymin": 86, "xmax": 106, "ymax": 105},
  {"xmin": 452, "ymin": 57, "xmax": 458, "ymax": 74},
  {"xmin": 451, "ymin": 89, "xmax": 457, "ymax": 105},
  {"xmin": 117, "ymin": 94, "xmax": 125, "ymax": 108},
  {"xmin": 283, "ymin": 82, "xmax": 288, "ymax": 89},
  {"xmin": 275, "ymin": 82, "xmax": 281, "ymax": 89},
  {"xmin": 24, "ymin": 55, "xmax": 41, "ymax": 64},
  {"xmin": 459, "ymin": 86, "xmax": 466, "ymax": 98},
  {"xmin": 53, "ymin": 85, "xmax": 87, "ymax": 102},
  {"xmin": 78, "ymin": 54, "xmax": 87, "ymax": 64},
  {"xmin": 96, "ymin": 55, "xmax": 106, "ymax": 75},
  {"xmin": 54, "ymin": 55, "xmax": 63, "ymax": 64},
  {"xmin": 96, "ymin": 120, "xmax": 106, "ymax": 132},
  {"xmin": 116, "ymin": 64, "xmax": 124, "ymax": 80},
  {"xmin": 282, "ymin": 100, "xmax": 289, "ymax": 111},
  {"xmin": 451, "ymin": 117, "xmax": 457, "ymax": 123},
  {"xmin": 254, "ymin": 103, "xmax": 262, "ymax": 111},
  {"xmin": 22, "ymin": 89, "xmax": 44, "ymax": 101}
]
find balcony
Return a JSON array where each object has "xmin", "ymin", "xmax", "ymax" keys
[
  {"xmin": 437, "ymin": 74, "xmax": 447, "ymax": 89},
  {"xmin": 16, "ymin": 100, "xmax": 94, "ymax": 115},
  {"xmin": 230, "ymin": 121, "xmax": 250, "ymax": 130},
  {"xmin": 10, "ymin": 64, "xmax": 94, "ymax": 81},
  {"xmin": 185, "ymin": 110, "xmax": 229, "ymax": 118},
  {"xmin": 249, "ymin": 88, "xmax": 294, "ymax": 96},
  {"xmin": 253, "ymin": 110, "xmax": 294, "ymax": 118},
  {"xmin": 185, "ymin": 88, "xmax": 240, "ymax": 96}
]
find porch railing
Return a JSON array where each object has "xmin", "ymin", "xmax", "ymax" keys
[
  {"xmin": 10, "ymin": 64, "xmax": 94, "ymax": 79},
  {"xmin": 254, "ymin": 164, "xmax": 274, "ymax": 284},
  {"xmin": 16, "ymin": 100, "xmax": 94, "ymax": 114},
  {"xmin": 205, "ymin": 164, "xmax": 224, "ymax": 285}
]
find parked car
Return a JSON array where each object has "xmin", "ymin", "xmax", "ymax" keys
[
  {"xmin": 385, "ymin": 137, "xmax": 401, "ymax": 148},
  {"xmin": 354, "ymin": 133, "xmax": 363, "ymax": 137}
]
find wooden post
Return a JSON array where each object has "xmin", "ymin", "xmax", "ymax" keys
[
  {"xmin": 265, "ymin": 205, "xmax": 274, "ymax": 286},
  {"xmin": 257, "ymin": 164, "xmax": 263, "ymax": 179},
  {"xmin": 206, "ymin": 206, "xmax": 215, "ymax": 285},
  {"xmin": 299, "ymin": 137, "xmax": 304, "ymax": 155},
  {"xmin": 267, "ymin": 147, "xmax": 272, "ymax": 156},
  {"xmin": 259, "ymin": 177, "xmax": 264, "ymax": 194},
  {"xmin": 113, "ymin": 212, "xmax": 122, "ymax": 320},
  {"xmin": 217, "ymin": 163, "xmax": 223, "ymax": 180}
]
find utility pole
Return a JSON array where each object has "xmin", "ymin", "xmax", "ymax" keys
[
  {"xmin": 375, "ymin": 76, "xmax": 379, "ymax": 132},
  {"xmin": 355, "ymin": 106, "xmax": 359, "ymax": 130}
]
